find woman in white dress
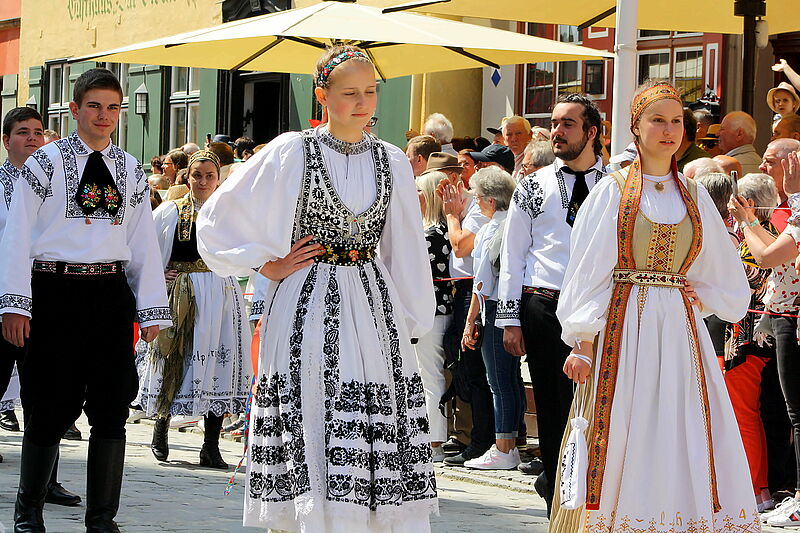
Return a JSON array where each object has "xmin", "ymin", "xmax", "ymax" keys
[
  {"xmin": 196, "ymin": 45, "xmax": 437, "ymax": 532},
  {"xmin": 550, "ymin": 81, "xmax": 760, "ymax": 533},
  {"xmin": 136, "ymin": 150, "xmax": 252, "ymax": 469}
]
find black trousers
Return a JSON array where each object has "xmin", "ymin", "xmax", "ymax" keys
[
  {"xmin": 450, "ymin": 280, "xmax": 494, "ymax": 452},
  {"xmin": 19, "ymin": 270, "xmax": 138, "ymax": 447},
  {"xmin": 769, "ymin": 315, "xmax": 800, "ymax": 491},
  {"xmin": 0, "ymin": 335, "xmax": 24, "ymax": 400},
  {"xmin": 520, "ymin": 292, "xmax": 573, "ymax": 500}
]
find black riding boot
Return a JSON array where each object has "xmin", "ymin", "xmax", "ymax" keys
[
  {"xmin": 199, "ymin": 413, "xmax": 227, "ymax": 469},
  {"xmin": 85, "ymin": 437, "xmax": 125, "ymax": 533},
  {"xmin": 150, "ymin": 417, "xmax": 169, "ymax": 461},
  {"xmin": 14, "ymin": 437, "xmax": 59, "ymax": 533},
  {"xmin": 45, "ymin": 452, "xmax": 82, "ymax": 506}
]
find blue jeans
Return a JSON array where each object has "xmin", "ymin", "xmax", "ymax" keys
[{"xmin": 482, "ymin": 299, "xmax": 526, "ymax": 440}]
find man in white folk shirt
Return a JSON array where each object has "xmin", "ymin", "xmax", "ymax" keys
[
  {"xmin": 497, "ymin": 93, "xmax": 606, "ymax": 514},
  {"xmin": 0, "ymin": 68, "xmax": 171, "ymax": 533},
  {"xmin": 0, "ymin": 106, "xmax": 84, "ymax": 509}
]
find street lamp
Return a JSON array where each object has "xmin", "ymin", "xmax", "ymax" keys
[
  {"xmin": 134, "ymin": 83, "xmax": 148, "ymax": 115},
  {"xmin": 25, "ymin": 96, "xmax": 37, "ymax": 111}
]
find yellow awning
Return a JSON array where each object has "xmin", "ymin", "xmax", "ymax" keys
[
  {"xmin": 294, "ymin": 0, "xmax": 800, "ymax": 35},
  {"xmin": 73, "ymin": 1, "xmax": 612, "ymax": 79}
]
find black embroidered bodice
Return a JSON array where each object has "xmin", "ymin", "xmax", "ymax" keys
[{"xmin": 293, "ymin": 128, "xmax": 393, "ymax": 266}]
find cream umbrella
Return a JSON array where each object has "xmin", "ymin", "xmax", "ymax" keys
[
  {"xmin": 73, "ymin": 0, "xmax": 612, "ymax": 79},
  {"xmin": 346, "ymin": 0, "xmax": 797, "ymax": 155},
  {"xmin": 311, "ymin": 0, "xmax": 798, "ymax": 35}
]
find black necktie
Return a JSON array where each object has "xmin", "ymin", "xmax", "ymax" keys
[
  {"xmin": 564, "ymin": 167, "xmax": 589, "ymax": 227},
  {"xmin": 75, "ymin": 151, "xmax": 121, "ymax": 217}
]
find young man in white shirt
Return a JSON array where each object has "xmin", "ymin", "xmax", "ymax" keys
[
  {"xmin": 0, "ymin": 106, "xmax": 85, "ymax": 509},
  {"xmin": 497, "ymin": 93, "xmax": 606, "ymax": 513},
  {"xmin": 0, "ymin": 68, "xmax": 171, "ymax": 533}
]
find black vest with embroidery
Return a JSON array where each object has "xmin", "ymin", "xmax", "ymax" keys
[{"xmin": 292, "ymin": 128, "xmax": 393, "ymax": 266}]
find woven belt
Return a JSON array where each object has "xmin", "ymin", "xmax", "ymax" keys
[
  {"xmin": 522, "ymin": 286, "xmax": 560, "ymax": 300},
  {"xmin": 612, "ymin": 269, "xmax": 686, "ymax": 288},
  {"xmin": 316, "ymin": 242, "xmax": 376, "ymax": 267},
  {"xmin": 168, "ymin": 259, "xmax": 211, "ymax": 273},
  {"xmin": 32, "ymin": 260, "xmax": 123, "ymax": 275}
]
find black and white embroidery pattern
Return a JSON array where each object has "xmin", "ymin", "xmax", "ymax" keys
[
  {"xmin": 249, "ymin": 266, "xmax": 317, "ymax": 503},
  {"xmin": 136, "ymin": 307, "xmax": 171, "ymax": 323},
  {"xmin": 129, "ymin": 164, "xmax": 148, "ymax": 208},
  {"xmin": 249, "ymin": 299, "xmax": 265, "ymax": 320},
  {"xmin": 0, "ymin": 293, "xmax": 32, "ymax": 313},
  {"xmin": 293, "ymin": 129, "xmax": 392, "ymax": 258},
  {"xmin": 496, "ymin": 298, "xmax": 522, "ymax": 321},
  {"xmin": 514, "ymin": 178, "xmax": 545, "ymax": 220},
  {"xmin": 318, "ymin": 128, "xmax": 372, "ymax": 155},
  {"xmin": 20, "ymin": 166, "xmax": 50, "ymax": 202},
  {"xmin": 57, "ymin": 133, "xmax": 128, "ymax": 222},
  {"xmin": 554, "ymin": 162, "xmax": 606, "ymax": 209},
  {"xmin": 0, "ymin": 160, "xmax": 18, "ymax": 209}
]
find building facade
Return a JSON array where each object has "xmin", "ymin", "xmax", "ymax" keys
[{"xmin": 12, "ymin": 0, "xmax": 413, "ymax": 167}]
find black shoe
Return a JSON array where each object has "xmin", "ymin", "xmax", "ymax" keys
[
  {"xmin": 14, "ymin": 437, "xmax": 60, "ymax": 533},
  {"xmin": 62, "ymin": 424, "xmax": 82, "ymax": 441},
  {"xmin": 45, "ymin": 482, "xmax": 81, "ymax": 506},
  {"xmin": 85, "ymin": 437, "xmax": 125, "ymax": 533},
  {"xmin": 441, "ymin": 437, "xmax": 468, "ymax": 454},
  {"xmin": 534, "ymin": 471, "xmax": 552, "ymax": 516},
  {"xmin": 0, "ymin": 409, "xmax": 20, "ymax": 431},
  {"xmin": 199, "ymin": 443, "xmax": 228, "ymax": 469},
  {"xmin": 443, "ymin": 446, "xmax": 486, "ymax": 466},
  {"xmin": 151, "ymin": 417, "xmax": 169, "ymax": 462},
  {"xmin": 517, "ymin": 458, "xmax": 544, "ymax": 476}
]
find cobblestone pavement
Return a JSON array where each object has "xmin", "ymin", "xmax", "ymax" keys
[
  {"xmin": 0, "ymin": 412, "xmax": 788, "ymax": 533},
  {"xmin": 0, "ymin": 412, "xmax": 549, "ymax": 533}
]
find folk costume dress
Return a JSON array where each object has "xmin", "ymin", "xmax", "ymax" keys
[
  {"xmin": 135, "ymin": 194, "xmax": 253, "ymax": 418},
  {"xmin": 549, "ymin": 162, "xmax": 760, "ymax": 533},
  {"xmin": 196, "ymin": 126, "xmax": 438, "ymax": 532}
]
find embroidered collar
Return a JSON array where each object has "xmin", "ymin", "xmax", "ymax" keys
[
  {"xmin": 68, "ymin": 131, "xmax": 118, "ymax": 160},
  {"xmin": 317, "ymin": 126, "xmax": 372, "ymax": 156},
  {"xmin": 556, "ymin": 156, "xmax": 605, "ymax": 176},
  {"xmin": 1, "ymin": 159, "xmax": 19, "ymax": 179}
]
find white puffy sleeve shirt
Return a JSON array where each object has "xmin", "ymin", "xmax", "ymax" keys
[
  {"xmin": 197, "ymin": 130, "xmax": 435, "ymax": 339},
  {"xmin": 0, "ymin": 132, "xmax": 171, "ymax": 328},
  {"xmin": 556, "ymin": 172, "xmax": 750, "ymax": 345}
]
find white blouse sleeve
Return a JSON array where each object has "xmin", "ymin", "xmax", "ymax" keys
[
  {"xmin": 0, "ymin": 163, "xmax": 48, "ymax": 318},
  {"xmin": 686, "ymin": 184, "xmax": 750, "ymax": 322},
  {"xmin": 123, "ymin": 161, "xmax": 172, "ymax": 328},
  {"xmin": 496, "ymin": 180, "xmax": 536, "ymax": 328},
  {"xmin": 556, "ymin": 177, "xmax": 621, "ymax": 345},
  {"xmin": 376, "ymin": 143, "xmax": 435, "ymax": 339},
  {"xmin": 151, "ymin": 201, "xmax": 178, "ymax": 270},
  {"xmin": 197, "ymin": 133, "xmax": 303, "ymax": 278}
]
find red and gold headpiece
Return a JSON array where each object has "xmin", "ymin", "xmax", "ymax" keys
[{"xmin": 630, "ymin": 83, "xmax": 682, "ymax": 132}]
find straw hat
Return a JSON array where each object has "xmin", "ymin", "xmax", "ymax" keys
[
  {"xmin": 698, "ymin": 124, "xmax": 721, "ymax": 142},
  {"xmin": 767, "ymin": 82, "xmax": 800, "ymax": 115}
]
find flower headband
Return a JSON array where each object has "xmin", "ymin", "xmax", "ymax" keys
[
  {"xmin": 630, "ymin": 83, "xmax": 682, "ymax": 131},
  {"xmin": 189, "ymin": 149, "xmax": 221, "ymax": 172},
  {"xmin": 315, "ymin": 50, "xmax": 370, "ymax": 87}
]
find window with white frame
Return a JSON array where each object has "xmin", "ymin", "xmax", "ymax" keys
[
  {"xmin": 46, "ymin": 63, "xmax": 71, "ymax": 138},
  {"xmin": 674, "ymin": 48, "xmax": 703, "ymax": 103},
  {"xmin": 637, "ymin": 51, "xmax": 671, "ymax": 85},
  {"xmin": 585, "ymin": 60, "xmax": 605, "ymax": 97},
  {"xmin": 557, "ymin": 25, "xmax": 582, "ymax": 96},
  {"xmin": 523, "ymin": 24, "xmax": 554, "ymax": 126},
  {"xmin": 168, "ymin": 67, "xmax": 201, "ymax": 149}
]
